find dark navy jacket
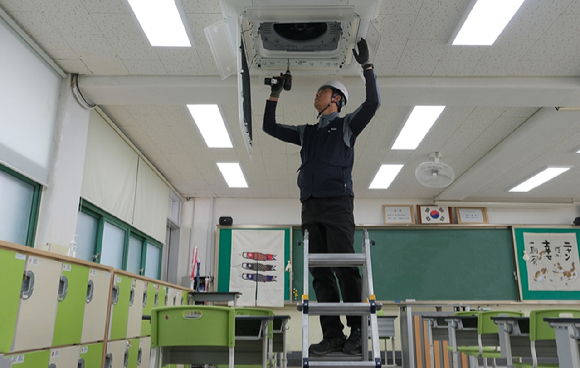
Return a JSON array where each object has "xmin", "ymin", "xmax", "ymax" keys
[{"xmin": 263, "ymin": 68, "xmax": 381, "ymax": 202}]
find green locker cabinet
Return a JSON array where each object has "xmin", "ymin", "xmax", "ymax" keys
[
  {"xmin": 106, "ymin": 340, "xmax": 128, "ymax": 368},
  {"xmin": 127, "ymin": 278, "xmax": 145, "ymax": 338},
  {"xmin": 0, "ymin": 349, "xmax": 50, "ymax": 367},
  {"xmin": 79, "ymin": 342, "xmax": 103, "ymax": 368},
  {"xmin": 49, "ymin": 345, "xmax": 80, "ymax": 367},
  {"xmin": 12, "ymin": 255, "xmax": 61, "ymax": 352},
  {"xmin": 158, "ymin": 285, "xmax": 168, "ymax": 307},
  {"xmin": 0, "ymin": 248, "xmax": 26, "ymax": 353},
  {"xmin": 81, "ymin": 268, "xmax": 112, "ymax": 344},
  {"xmin": 137, "ymin": 337, "xmax": 151, "ymax": 368},
  {"xmin": 127, "ymin": 338, "xmax": 140, "ymax": 368},
  {"xmin": 182, "ymin": 290, "xmax": 189, "ymax": 305},
  {"xmin": 141, "ymin": 282, "xmax": 156, "ymax": 336},
  {"xmin": 52, "ymin": 262, "xmax": 90, "ymax": 346},
  {"xmin": 109, "ymin": 274, "xmax": 132, "ymax": 340}
]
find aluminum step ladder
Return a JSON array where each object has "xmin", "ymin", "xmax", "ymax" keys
[{"xmin": 298, "ymin": 229, "xmax": 382, "ymax": 368}]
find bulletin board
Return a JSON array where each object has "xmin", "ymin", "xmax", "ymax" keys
[
  {"xmin": 216, "ymin": 226, "xmax": 292, "ymax": 303},
  {"xmin": 513, "ymin": 227, "xmax": 580, "ymax": 301}
]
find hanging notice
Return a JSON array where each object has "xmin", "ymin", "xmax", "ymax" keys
[
  {"xmin": 230, "ymin": 229, "xmax": 284, "ymax": 307},
  {"xmin": 523, "ymin": 232, "xmax": 580, "ymax": 291}
]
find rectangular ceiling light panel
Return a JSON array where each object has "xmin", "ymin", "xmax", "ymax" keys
[
  {"xmin": 509, "ymin": 167, "xmax": 571, "ymax": 192},
  {"xmin": 127, "ymin": 0, "xmax": 191, "ymax": 47},
  {"xmin": 452, "ymin": 0, "xmax": 526, "ymax": 46},
  {"xmin": 391, "ymin": 106, "xmax": 445, "ymax": 150},
  {"xmin": 369, "ymin": 164, "xmax": 404, "ymax": 189},
  {"xmin": 217, "ymin": 163, "xmax": 248, "ymax": 188},
  {"xmin": 187, "ymin": 104, "xmax": 233, "ymax": 148}
]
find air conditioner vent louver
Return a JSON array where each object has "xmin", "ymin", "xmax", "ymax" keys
[{"xmin": 260, "ymin": 22, "xmax": 342, "ymax": 52}]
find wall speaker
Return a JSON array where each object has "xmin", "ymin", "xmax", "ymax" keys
[
  {"xmin": 574, "ymin": 217, "xmax": 580, "ymax": 226},
  {"xmin": 219, "ymin": 216, "xmax": 233, "ymax": 226}
]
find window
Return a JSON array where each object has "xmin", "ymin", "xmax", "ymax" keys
[
  {"xmin": 76, "ymin": 201, "xmax": 163, "ymax": 279},
  {"xmin": 0, "ymin": 164, "xmax": 41, "ymax": 246}
]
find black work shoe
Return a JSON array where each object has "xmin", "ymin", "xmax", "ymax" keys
[
  {"xmin": 309, "ymin": 336, "xmax": 346, "ymax": 356},
  {"xmin": 343, "ymin": 327, "xmax": 362, "ymax": 355}
]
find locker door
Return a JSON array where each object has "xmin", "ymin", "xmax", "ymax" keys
[
  {"xmin": 53, "ymin": 263, "xmax": 90, "ymax": 346},
  {"xmin": 81, "ymin": 269, "xmax": 112, "ymax": 344},
  {"xmin": 136, "ymin": 337, "xmax": 151, "ymax": 368},
  {"xmin": 126, "ymin": 338, "xmax": 140, "ymax": 368},
  {"xmin": 49, "ymin": 346, "xmax": 80, "ymax": 367},
  {"xmin": 106, "ymin": 340, "xmax": 128, "ymax": 368},
  {"xmin": 109, "ymin": 275, "xmax": 131, "ymax": 340},
  {"xmin": 0, "ymin": 249, "xmax": 26, "ymax": 353},
  {"xmin": 127, "ymin": 279, "xmax": 145, "ymax": 338},
  {"xmin": 158, "ymin": 285, "xmax": 168, "ymax": 307},
  {"xmin": 12, "ymin": 256, "xmax": 61, "ymax": 352},
  {"xmin": 140, "ymin": 282, "xmax": 156, "ymax": 337},
  {"xmin": 79, "ymin": 342, "xmax": 103, "ymax": 368},
  {"xmin": 0, "ymin": 349, "xmax": 50, "ymax": 368}
]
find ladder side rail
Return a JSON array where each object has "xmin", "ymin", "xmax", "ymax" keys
[
  {"xmin": 302, "ymin": 229, "xmax": 310, "ymax": 368},
  {"xmin": 364, "ymin": 229, "xmax": 382, "ymax": 367}
]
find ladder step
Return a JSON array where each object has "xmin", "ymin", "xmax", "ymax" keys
[
  {"xmin": 297, "ymin": 302, "xmax": 382, "ymax": 315},
  {"xmin": 307, "ymin": 360, "xmax": 379, "ymax": 368},
  {"xmin": 308, "ymin": 253, "xmax": 367, "ymax": 267}
]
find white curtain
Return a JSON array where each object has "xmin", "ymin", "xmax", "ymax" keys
[
  {"xmin": 134, "ymin": 158, "xmax": 169, "ymax": 242},
  {"xmin": 0, "ymin": 16, "xmax": 61, "ymax": 184},
  {"xmin": 81, "ymin": 110, "xmax": 138, "ymax": 225}
]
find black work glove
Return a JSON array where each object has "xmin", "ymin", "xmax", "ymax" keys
[
  {"xmin": 270, "ymin": 73, "xmax": 285, "ymax": 98},
  {"xmin": 352, "ymin": 38, "xmax": 370, "ymax": 67}
]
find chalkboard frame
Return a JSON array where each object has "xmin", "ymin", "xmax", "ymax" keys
[{"xmin": 291, "ymin": 225, "xmax": 519, "ymax": 303}]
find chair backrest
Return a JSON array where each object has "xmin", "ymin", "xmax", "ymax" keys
[
  {"xmin": 529, "ymin": 309, "xmax": 580, "ymax": 341},
  {"xmin": 477, "ymin": 310, "xmax": 524, "ymax": 335},
  {"xmin": 151, "ymin": 305, "xmax": 235, "ymax": 348}
]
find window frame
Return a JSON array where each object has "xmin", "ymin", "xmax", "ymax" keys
[
  {"xmin": 0, "ymin": 163, "xmax": 42, "ymax": 247},
  {"xmin": 79, "ymin": 200, "xmax": 163, "ymax": 278}
]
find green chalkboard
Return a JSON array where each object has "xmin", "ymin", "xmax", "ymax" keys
[
  {"xmin": 216, "ymin": 227, "xmax": 291, "ymax": 301},
  {"xmin": 513, "ymin": 227, "xmax": 580, "ymax": 301},
  {"xmin": 291, "ymin": 226, "xmax": 518, "ymax": 302}
]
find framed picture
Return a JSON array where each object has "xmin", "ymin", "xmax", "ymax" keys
[
  {"xmin": 457, "ymin": 207, "xmax": 489, "ymax": 224},
  {"xmin": 417, "ymin": 205, "xmax": 453, "ymax": 224},
  {"xmin": 383, "ymin": 205, "xmax": 415, "ymax": 225}
]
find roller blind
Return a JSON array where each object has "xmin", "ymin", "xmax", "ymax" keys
[
  {"xmin": 0, "ymin": 16, "xmax": 61, "ymax": 184},
  {"xmin": 81, "ymin": 110, "xmax": 137, "ymax": 225},
  {"xmin": 134, "ymin": 158, "xmax": 169, "ymax": 242}
]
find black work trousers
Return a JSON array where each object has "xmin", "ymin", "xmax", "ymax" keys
[{"xmin": 301, "ymin": 196, "xmax": 362, "ymax": 339}]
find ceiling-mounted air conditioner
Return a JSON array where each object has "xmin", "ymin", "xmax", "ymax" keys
[{"xmin": 209, "ymin": 0, "xmax": 382, "ymax": 159}]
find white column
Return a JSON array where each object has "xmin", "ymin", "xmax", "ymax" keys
[{"xmin": 35, "ymin": 75, "xmax": 91, "ymax": 251}]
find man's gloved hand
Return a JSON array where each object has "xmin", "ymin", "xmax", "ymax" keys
[
  {"xmin": 352, "ymin": 38, "xmax": 370, "ymax": 68},
  {"xmin": 270, "ymin": 73, "xmax": 285, "ymax": 98}
]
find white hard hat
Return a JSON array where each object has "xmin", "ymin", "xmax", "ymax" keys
[{"xmin": 319, "ymin": 80, "xmax": 348, "ymax": 107}]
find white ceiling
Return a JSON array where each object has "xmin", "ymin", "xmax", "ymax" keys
[{"xmin": 3, "ymin": 0, "xmax": 580, "ymax": 204}]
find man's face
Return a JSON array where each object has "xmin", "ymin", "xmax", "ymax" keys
[{"xmin": 314, "ymin": 87, "xmax": 333, "ymax": 111}]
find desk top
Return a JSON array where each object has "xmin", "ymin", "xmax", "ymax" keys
[
  {"xmin": 544, "ymin": 317, "xmax": 580, "ymax": 324},
  {"xmin": 189, "ymin": 291, "xmax": 241, "ymax": 302}
]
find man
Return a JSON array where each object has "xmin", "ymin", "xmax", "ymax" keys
[{"xmin": 262, "ymin": 39, "xmax": 380, "ymax": 356}]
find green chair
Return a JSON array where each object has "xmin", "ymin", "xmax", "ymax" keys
[
  {"xmin": 150, "ymin": 305, "xmax": 235, "ymax": 368},
  {"xmin": 512, "ymin": 309, "xmax": 580, "ymax": 368},
  {"xmin": 449, "ymin": 310, "xmax": 524, "ymax": 368}
]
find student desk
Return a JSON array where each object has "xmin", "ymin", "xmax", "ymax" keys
[
  {"xmin": 444, "ymin": 315, "xmax": 481, "ymax": 368},
  {"xmin": 376, "ymin": 315, "xmax": 398, "ymax": 367},
  {"xmin": 189, "ymin": 291, "xmax": 242, "ymax": 306},
  {"xmin": 272, "ymin": 315, "xmax": 291, "ymax": 368},
  {"xmin": 491, "ymin": 316, "xmax": 557, "ymax": 367},
  {"xmin": 422, "ymin": 314, "xmax": 455, "ymax": 368},
  {"xmin": 234, "ymin": 315, "xmax": 274, "ymax": 368},
  {"xmin": 544, "ymin": 317, "xmax": 580, "ymax": 368}
]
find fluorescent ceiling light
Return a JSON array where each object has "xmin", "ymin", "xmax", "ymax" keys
[
  {"xmin": 509, "ymin": 167, "xmax": 571, "ymax": 192},
  {"xmin": 452, "ymin": 0, "xmax": 525, "ymax": 46},
  {"xmin": 127, "ymin": 0, "xmax": 191, "ymax": 47},
  {"xmin": 187, "ymin": 104, "xmax": 232, "ymax": 148},
  {"xmin": 369, "ymin": 164, "xmax": 404, "ymax": 189},
  {"xmin": 217, "ymin": 163, "xmax": 248, "ymax": 188},
  {"xmin": 391, "ymin": 106, "xmax": 445, "ymax": 150}
]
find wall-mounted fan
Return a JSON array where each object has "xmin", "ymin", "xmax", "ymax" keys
[{"xmin": 415, "ymin": 152, "xmax": 455, "ymax": 188}]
